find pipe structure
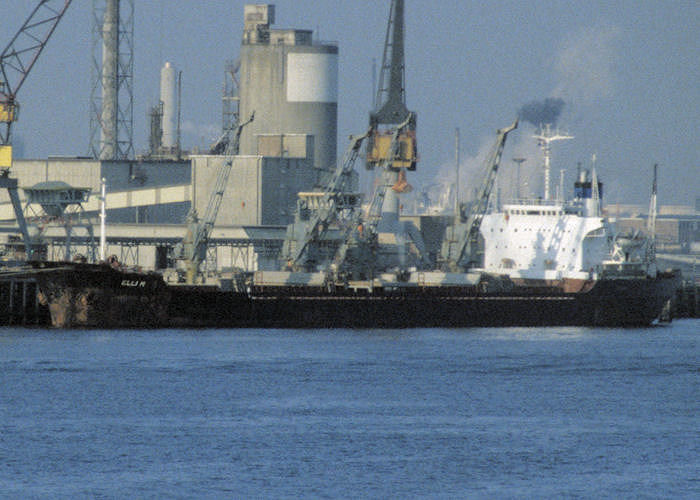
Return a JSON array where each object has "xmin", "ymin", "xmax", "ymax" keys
[
  {"xmin": 99, "ymin": 177, "xmax": 107, "ymax": 261},
  {"xmin": 160, "ymin": 62, "xmax": 177, "ymax": 149},
  {"xmin": 455, "ymin": 127, "xmax": 460, "ymax": 218}
]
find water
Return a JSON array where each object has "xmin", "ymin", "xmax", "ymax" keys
[{"xmin": 1, "ymin": 320, "xmax": 698, "ymax": 498}]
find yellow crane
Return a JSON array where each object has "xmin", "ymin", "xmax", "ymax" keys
[
  {"xmin": 1, "ymin": 1, "xmax": 72, "ymax": 167},
  {"xmin": 0, "ymin": 1, "xmax": 72, "ymax": 258}
]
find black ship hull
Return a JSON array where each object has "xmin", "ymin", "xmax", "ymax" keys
[
  {"xmin": 30, "ymin": 262, "xmax": 681, "ymax": 329},
  {"xmin": 245, "ymin": 276, "xmax": 679, "ymax": 328},
  {"xmin": 32, "ymin": 262, "xmax": 169, "ymax": 328}
]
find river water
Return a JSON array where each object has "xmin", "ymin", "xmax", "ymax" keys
[{"xmin": 1, "ymin": 320, "xmax": 698, "ymax": 498}]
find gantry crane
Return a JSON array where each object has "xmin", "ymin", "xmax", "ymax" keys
[
  {"xmin": 180, "ymin": 113, "xmax": 254, "ymax": 283},
  {"xmin": 0, "ymin": 0, "xmax": 72, "ymax": 259},
  {"xmin": 440, "ymin": 119, "xmax": 518, "ymax": 271}
]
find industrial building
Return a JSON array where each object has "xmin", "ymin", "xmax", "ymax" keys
[
  {"xmin": 0, "ymin": 3, "xmax": 339, "ymax": 272},
  {"xmin": 1, "ymin": 2, "xmax": 697, "ymax": 276}
]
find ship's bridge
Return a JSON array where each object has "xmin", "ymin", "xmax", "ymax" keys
[
  {"xmin": 501, "ymin": 198, "xmax": 585, "ymax": 217},
  {"xmin": 480, "ymin": 198, "xmax": 611, "ymax": 281}
]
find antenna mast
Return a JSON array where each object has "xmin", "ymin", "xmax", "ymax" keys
[
  {"xmin": 647, "ymin": 163, "xmax": 658, "ymax": 238},
  {"xmin": 533, "ymin": 124, "xmax": 572, "ymax": 200}
]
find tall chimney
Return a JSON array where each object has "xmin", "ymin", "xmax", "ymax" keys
[
  {"xmin": 100, "ymin": 0, "xmax": 119, "ymax": 160},
  {"xmin": 160, "ymin": 62, "xmax": 177, "ymax": 150}
]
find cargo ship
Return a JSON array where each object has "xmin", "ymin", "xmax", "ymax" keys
[
  {"xmin": 29, "ymin": 258, "xmax": 680, "ymax": 329},
  {"xmin": 30, "ymin": 163, "xmax": 682, "ymax": 330},
  {"xmin": 28, "ymin": 119, "xmax": 682, "ymax": 329}
]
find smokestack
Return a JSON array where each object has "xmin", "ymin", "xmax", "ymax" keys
[
  {"xmin": 100, "ymin": 0, "xmax": 119, "ymax": 160},
  {"xmin": 160, "ymin": 62, "xmax": 177, "ymax": 150}
]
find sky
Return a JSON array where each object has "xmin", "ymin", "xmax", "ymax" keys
[{"xmin": 2, "ymin": 0, "xmax": 698, "ymax": 207}]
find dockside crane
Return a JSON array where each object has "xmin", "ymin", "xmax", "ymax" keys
[
  {"xmin": 179, "ymin": 113, "xmax": 254, "ymax": 283},
  {"xmin": 283, "ymin": 0, "xmax": 425, "ymax": 275},
  {"xmin": 1, "ymin": 1, "xmax": 72, "ymax": 148},
  {"xmin": 0, "ymin": 0, "xmax": 72, "ymax": 259},
  {"xmin": 281, "ymin": 127, "xmax": 372, "ymax": 271},
  {"xmin": 440, "ymin": 119, "xmax": 518, "ymax": 271},
  {"xmin": 331, "ymin": 114, "xmax": 420, "ymax": 275},
  {"xmin": 366, "ymin": 0, "xmax": 417, "ymax": 201},
  {"xmin": 367, "ymin": 0, "xmax": 416, "ymax": 171}
]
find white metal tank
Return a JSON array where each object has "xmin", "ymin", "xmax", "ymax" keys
[
  {"xmin": 237, "ymin": 4, "xmax": 338, "ymax": 186},
  {"xmin": 160, "ymin": 62, "xmax": 177, "ymax": 150}
]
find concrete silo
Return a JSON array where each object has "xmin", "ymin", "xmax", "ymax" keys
[{"xmin": 237, "ymin": 4, "xmax": 338, "ymax": 186}]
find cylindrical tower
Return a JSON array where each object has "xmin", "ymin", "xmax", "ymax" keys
[
  {"xmin": 100, "ymin": 0, "xmax": 119, "ymax": 160},
  {"xmin": 237, "ymin": 4, "xmax": 338, "ymax": 184},
  {"xmin": 160, "ymin": 62, "xmax": 177, "ymax": 150}
]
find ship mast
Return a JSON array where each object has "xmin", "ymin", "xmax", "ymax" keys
[
  {"xmin": 647, "ymin": 163, "xmax": 658, "ymax": 239},
  {"xmin": 533, "ymin": 124, "xmax": 572, "ymax": 200}
]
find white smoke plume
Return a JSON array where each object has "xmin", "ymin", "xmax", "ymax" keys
[
  {"xmin": 415, "ymin": 128, "xmax": 543, "ymax": 213},
  {"xmin": 180, "ymin": 120, "xmax": 220, "ymax": 149},
  {"xmin": 552, "ymin": 24, "xmax": 620, "ymax": 104},
  {"xmin": 421, "ymin": 23, "xmax": 621, "ymax": 208}
]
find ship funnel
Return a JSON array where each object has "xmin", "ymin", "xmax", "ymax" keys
[{"xmin": 574, "ymin": 169, "xmax": 604, "ymax": 216}]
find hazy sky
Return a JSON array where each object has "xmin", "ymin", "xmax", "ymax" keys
[{"xmin": 2, "ymin": 0, "xmax": 698, "ymax": 206}]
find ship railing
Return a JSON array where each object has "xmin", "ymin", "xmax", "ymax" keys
[
  {"xmin": 502, "ymin": 198, "xmax": 586, "ymax": 215},
  {"xmin": 504, "ymin": 198, "xmax": 563, "ymax": 207}
]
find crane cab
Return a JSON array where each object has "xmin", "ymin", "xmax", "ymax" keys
[
  {"xmin": 0, "ymin": 102, "xmax": 17, "ymax": 123},
  {"xmin": 366, "ymin": 128, "xmax": 417, "ymax": 170}
]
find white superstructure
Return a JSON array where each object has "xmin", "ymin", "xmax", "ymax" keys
[{"xmin": 479, "ymin": 186, "xmax": 611, "ymax": 281}]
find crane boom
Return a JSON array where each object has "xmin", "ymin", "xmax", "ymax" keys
[
  {"xmin": 331, "ymin": 114, "xmax": 415, "ymax": 272},
  {"xmin": 366, "ymin": 0, "xmax": 416, "ymax": 171},
  {"xmin": 0, "ymin": 0, "xmax": 72, "ymax": 260},
  {"xmin": 1, "ymin": 0, "xmax": 72, "ymax": 146},
  {"xmin": 441, "ymin": 119, "xmax": 518, "ymax": 271},
  {"xmin": 195, "ymin": 113, "xmax": 254, "ymax": 251},
  {"xmin": 183, "ymin": 113, "xmax": 254, "ymax": 282},
  {"xmin": 372, "ymin": 0, "xmax": 408, "ymax": 125},
  {"xmin": 283, "ymin": 127, "xmax": 372, "ymax": 269}
]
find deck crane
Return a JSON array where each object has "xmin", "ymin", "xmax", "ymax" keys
[
  {"xmin": 281, "ymin": 127, "xmax": 372, "ymax": 271},
  {"xmin": 180, "ymin": 113, "xmax": 254, "ymax": 283},
  {"xmin": 0, "ymin": 1, "xmax": 72, "ymax": 259},
  {"xmin": 440, "ymin": 119, "xmax": 518, "ymax": 272}
]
